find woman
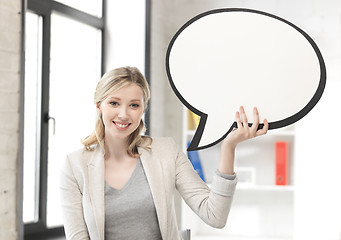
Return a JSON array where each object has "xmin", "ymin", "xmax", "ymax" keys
[{"xmin": 60, "ymin": 66, "xmax": 268, "ymax": 240}]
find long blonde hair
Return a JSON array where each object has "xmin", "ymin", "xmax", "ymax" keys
[{"xmin": 81, "ymin": 66, "xmax": 152, "ymax": 157}]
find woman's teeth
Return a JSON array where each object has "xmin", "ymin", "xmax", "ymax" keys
[{"xmin": 115, "ymin": 122, "xmax": 129, "ymax": 128}]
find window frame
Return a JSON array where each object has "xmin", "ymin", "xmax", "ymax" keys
[
  {"xmin": 19, "ymin": 0, "xmax": 151, "ymax": 238},
  {"xmin": 20, "ymin": 0, "xmax": 105, "ymax": 238}
]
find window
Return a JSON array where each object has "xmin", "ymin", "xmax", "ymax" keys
[
  {"xmin": 23, "ymin": 12, "xmax": 42, "ymax": 224},
  {"xmin": 55, "ymin": 0, "xmax": 102, "ymax": 17},
  {"xmin": 47, "ymin": 12, "xmax": 101, "ymax": 227},
  {"xmin": 23, "ymin": 0, "xmax": 103, "ymax": 237},
  {"xmin": 22, "ymin": 0, "xmax": 150, "ymax": 238}
]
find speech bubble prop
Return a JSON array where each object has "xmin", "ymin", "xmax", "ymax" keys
[{"xmin": 166, "ymin": 8, "xmax": 326, "ymax": 151}]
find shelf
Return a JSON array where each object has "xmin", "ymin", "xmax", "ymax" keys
[
  {"xmin": 236, "ymin": 185, "xmax": 294, "ymax": 192},
  {"xmin": 267, "ymin": 129, "xmax": 295, "ymax": 137},
  {"xmin": 206, "ymin": 184, "xmax": 294, "ymax": 192},
  {"xmin": 182, "ymin": 107, "xmax": 296, "ymax": 238},
  {"xmin": 186, "ymin": 130, "xmax": 196, "ymax": 136}
]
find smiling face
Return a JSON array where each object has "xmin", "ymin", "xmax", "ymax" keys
[{"xmin": 98, "ymin": 83, "xmax": 145, "ymax": 141}]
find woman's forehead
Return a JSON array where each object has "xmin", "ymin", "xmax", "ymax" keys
[{"xmin": 107, "ymin": 83, "xmax": 144, "ymax": 100}]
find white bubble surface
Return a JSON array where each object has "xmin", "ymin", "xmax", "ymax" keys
[{"xmin": 167, "ymin": 9, "xmax": 326, "ymax": 150}]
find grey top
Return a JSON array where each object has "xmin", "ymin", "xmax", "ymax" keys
[
  {"xmin": 105, "ymin": 159, "xmax": 162, "ymax": 240},
  {"xmin": 216, "ymin": 169, "xmax": 236, "ymax": 180},
  {"xmin": 105, "ymin": 158, "xmax": 236, "ymax": 240}
]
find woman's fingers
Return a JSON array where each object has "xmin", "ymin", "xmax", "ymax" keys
[
  {"xmin": 256, "ymin": 118, "xmax": 269, "ymax": 136},
  {"xmin": 236, "ymin": 106, "xmax": 268, "ymax": 137},
  {"xmin": 227, "ymin": 106, "xmax": 268, "ymax": 146},
  {"xmin": 236, "ymin": 106, "xmax": 269, "ymax": 136},
  {"xmin": 235, "ymin": 111, "xmax": 243, "ymax": 129},
  {"xmin": 251, "ymin": 107, "xmax": 260, "ymax": 134},
  {"xmin": 240, "ymin": 106, "xmax": 248, "ymax": 127}
]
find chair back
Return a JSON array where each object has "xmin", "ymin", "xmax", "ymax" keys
[{"xmin": 179, "ymin": 229, "xmax": 191, "ymax": 240}]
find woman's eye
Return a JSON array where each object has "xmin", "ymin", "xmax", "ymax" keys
[
  {"xmin": 110, "ymin": 102, "xmax": 119, "ymax": 106},
  {"xmin": 131, "ymin": 104, "xmax": 139, "ymax": 108}
]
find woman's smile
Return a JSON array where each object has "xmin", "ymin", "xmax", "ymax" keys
[{"xmin": 113, "ymin": 121, "xmax": 131, "ymax": 130}]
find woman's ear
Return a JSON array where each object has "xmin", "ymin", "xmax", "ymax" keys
[
  {"xmin": 96, "ymin": 102, "xmax": 101, "ymax": 112},
  {"xmin": 143, "ymin": 103, "xmax": 148, "ymax": 113}
]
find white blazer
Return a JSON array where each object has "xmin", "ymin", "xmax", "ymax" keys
[{"xmin": 60, "ymin": 137, "xmax": 237, "ymax": 240}]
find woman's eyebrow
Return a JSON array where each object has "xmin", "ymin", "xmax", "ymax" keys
[
  {"xmin": 108, "ymin": 97, "xmax": 141, "ymax": 102},
  {"xmin": 108, "ymin": 97, "xmax": 120, "ymax": 100}
]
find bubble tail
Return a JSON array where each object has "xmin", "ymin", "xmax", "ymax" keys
[
  {"xmin": 188, "ymin": 121, "xmax": 239, "ymax": 151},
  {"xmin": 187, "ymin": 114, "xmax": 207, "ymax": 151}
]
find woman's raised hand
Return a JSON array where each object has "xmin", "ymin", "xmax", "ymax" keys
[{"xmin": 222, "ymin": 106, "xmax": 269, "ymax": 149}]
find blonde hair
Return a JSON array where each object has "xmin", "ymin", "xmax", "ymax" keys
[{"xmin": 81, "ymin": 66, "xmax": 152, "ymax": 157}]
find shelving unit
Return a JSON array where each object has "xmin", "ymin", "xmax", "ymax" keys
[{"xmin": 181, "ymin": 108, "xmax": 295, "ymax": 239}]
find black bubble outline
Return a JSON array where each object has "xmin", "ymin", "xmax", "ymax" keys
[{"xmin": 165, "ymin": 8, "xmax": 326, "ymax": 151}]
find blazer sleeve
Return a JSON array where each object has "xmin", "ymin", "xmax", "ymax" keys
[
  {"xmin": 60, "ymin": 155, "xmax": 90, "ymax": 240},
  {"xmin": 173, "ymin": 139, "xmax": 237, "ymax": 229}
]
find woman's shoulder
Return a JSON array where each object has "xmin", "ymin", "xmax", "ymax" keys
[
  {"xmin": 148, "ymin": 137, "xmax": 180, "ymax": 154},
  {"xmin": 150, "ymin": 136, "xmax": 173, "ymax": 143},
  {"xmin": 149, "ymin": 137, "xmax": 176, "ymax": 147},
  {"xmin": 67, "ymin": 146, "xmax": 91, "ymax": 159},
  {"xmin": 66, "ymin": 144, "xmax": 102, "ymax": 166},
  {"xmin": 67, "ymin": 147, "xmax": 86, "ymax": 158}
]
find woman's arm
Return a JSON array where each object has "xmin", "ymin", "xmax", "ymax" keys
[
  {"xmin": 60, "ymin": 156, "xmax": 90, "ymax": 240},
  {"xmin": 175, "ymin": 140, "xmax": 236, "ymax": 229},
  {"xmin": 218, "ymin": 106, "xmax": 268, "ymax": 175},
  {"xmin": 175, "ymin": 106, "xmax": 268, "ymax": 228}
]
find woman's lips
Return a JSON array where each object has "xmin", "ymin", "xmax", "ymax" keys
[{"xmin": 113, "ymin": 121, "xmax": 131, "ymax": 130}]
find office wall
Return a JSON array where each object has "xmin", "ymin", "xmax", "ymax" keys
[
  {"xmin": 149, "ymin": 0, "xmax": 341, "ymax": 143},
  {"xmin": 1, "ymin": 0, "xmax": 339, "ymax": 238},
  {"xmin": 0, "ymin": 0, "xmax": 22, "ymax": 239},
  {"xmin": 150, "ymin": 0, "xmax": 341, "ymax": 238}
]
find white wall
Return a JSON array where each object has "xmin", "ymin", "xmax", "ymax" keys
[
  {"xmin": 150, "ymin": 0, "xmax": 341, "ymax": 238},
  {"xmin": 295, "ymin": 80, "xmax": 341, "ymax": 240},
  {"xmin": 104, "ymin": 0, "xmax": 146, "ymax": 74},
  {"xmin": 0, "ymin": 0, "xmax": 22, "ymax": 239},
  {"xmin": 1, "ymin": 0, "xmax": 338, "ymax": 238},
  {"xmin": 150, "ymin": 0, "xmax": 341, "ymax": 141}
]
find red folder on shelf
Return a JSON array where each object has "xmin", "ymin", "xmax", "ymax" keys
[{"xmin": 275, "ymin": 141, "xmax": 288, "ymax": 185}]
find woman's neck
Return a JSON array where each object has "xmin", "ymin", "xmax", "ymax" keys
[{"xmin": 104, "ymin": 133, "xmax": 129, "ymax": 161}]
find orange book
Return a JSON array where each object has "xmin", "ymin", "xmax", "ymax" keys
[{"xmin": 275, "ymin": 142, "xmax": 288, "ymax": 185}]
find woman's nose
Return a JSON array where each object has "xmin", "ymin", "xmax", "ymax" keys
[{"xmin": 118, "ymin": 106, "xmax": 128, "ymax": 119}]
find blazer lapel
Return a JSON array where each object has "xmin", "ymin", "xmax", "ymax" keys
[
  {"xmin": 139, "ymin": 147, "xmax": 168, "ymax": 240},
  {"xmin": 88, "ymin": 147, "xmax": 105, "ymax": 240}
]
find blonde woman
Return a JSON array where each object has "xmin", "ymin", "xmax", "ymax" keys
[{"xmin": 60, "ymin": 66, "xmax": 268, "ymax": 240}]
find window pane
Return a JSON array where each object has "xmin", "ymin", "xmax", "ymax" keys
[
  {"xmin": 55, "ymin": 0, "xmax": 102, "ymax": 17},
  {"xmin": 47, "ymin": 12, "xmax": 101, "ymax": 228},
  {"xmin": 23, "ymin": 12, "xmax": 42, "ymax": 223},
  {"xmin": 105, "ymin": 0, "xmax": 146, "ymax": 73}
]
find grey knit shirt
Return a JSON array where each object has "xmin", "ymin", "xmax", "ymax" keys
[
  {"xmin": 105, "ymin": 159, "xmax": 236, "ymax": 240},
  {"xmin": 105, "ymin": 159, "xmax": 162, "ymax": 240}
]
